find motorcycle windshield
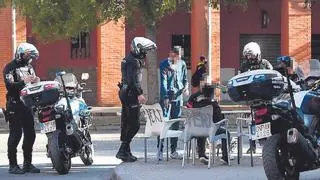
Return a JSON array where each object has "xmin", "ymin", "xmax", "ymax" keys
[
  {"xmin": 54, "ymin": 73, "xmax": 78, "ymax": 89},
  {"xmin": 295, "ymin": 59, "xmax": 320, "ymax": 80}
]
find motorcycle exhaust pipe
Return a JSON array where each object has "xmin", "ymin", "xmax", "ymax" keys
[
  {"xmin": 287, "ymin": 128, "xmax": 317, "ymax": 162},
  {"xmin": 66, "ymin": 123, "xmax": 74, "ymax": 135}
]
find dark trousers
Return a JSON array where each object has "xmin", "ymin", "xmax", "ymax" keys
[
  {"xmin": 7, "ymin": 101, "xmax": 35, "ymax": 166},
  {"xmin": 197, "ymin": 128, "xmax": 230, "ymax": 158},
  {"xmin": 157, "ymin": 101, "xmax": 181, "ymax": 153},
  {"xmin": 120, "ymin": 105, "xmax": 140, "ymax": 143}
]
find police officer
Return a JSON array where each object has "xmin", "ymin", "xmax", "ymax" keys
[
  {"xmin": 239, "ymin": 42, "xmax": 273, "ymax": 154},
  {"xmin": 3, "ymin": 43, "xmax": 40, "ymax": 174},
  {"xmin": 116, "ymin": 37, "xmax": 157, "ymax": 162},
  {"xmin": 239, "ymin": 42, "xmax": 273, "ymax": 73}
]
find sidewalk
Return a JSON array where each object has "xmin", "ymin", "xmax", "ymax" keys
[
  {"xmin": 111, "ymin": 133, "xmax": 267, "ymax": 180},
  {"xmin": 110, "ymin": 134, "xmax": 320, "ymax": 180}
]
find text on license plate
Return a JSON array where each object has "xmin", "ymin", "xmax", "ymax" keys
[
  {"xmin": 40, "ymin": 121, "xmax": 56, "ymax": 134},
  {"xmin": 251, "ymin": 122, "xmax": 271, "ymax": 140}
]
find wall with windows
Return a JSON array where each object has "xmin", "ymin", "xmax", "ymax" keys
[
  {"xmin": 220, "ymin": 0, "xmax": 281, "ymax": 69},
  {"xmin": 32, "ymin": 28, "xmax": 97, "ymax": 79},
  {"xmin": 28, "ymin": 21, "xmax": 98, "ymax": 105},
  {"xmin": 312, "ymin": 2, "xmax": 320, "ymax": 60}
]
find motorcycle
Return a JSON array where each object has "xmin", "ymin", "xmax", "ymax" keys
[
  {"xmin": 228, "ymin": 58, "xmax": 320, "ymax": 179},
  {"xmin": 20, "ymin": 71, "xmax": 94, "ymax": 175}
]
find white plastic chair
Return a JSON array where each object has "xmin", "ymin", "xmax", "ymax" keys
[
  {"xmin": 236, "ymin": 112, "xmax": 254, "ymax": 167},
  {"xmin": 141, "ymin": 103, "xmax": 185, "ymax": 163},
  {"xmin": 181, "ymin": 105, "xmax": 230, "ymax": 169}
]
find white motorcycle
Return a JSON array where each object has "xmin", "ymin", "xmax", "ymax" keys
[{"xmin": 20, "ymin": 71, "xmax": 94, "ymax": 175}]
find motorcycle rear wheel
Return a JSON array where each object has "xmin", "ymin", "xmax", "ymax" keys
[
  {"xmin": 48, "ymin": 130, "xmax": 71, "ymax": 175},
  {"xmin": 262, "ymin": 134, "xmax": 299, "ymax": 180}
]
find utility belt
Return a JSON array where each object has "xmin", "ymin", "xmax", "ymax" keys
[
  {"xmin": 4, "ymin": 96, "xmax": 20, "ymax": 122},
  {"xmin": 118, "ymin": 82, "xmax": 139, "ymax": 107}
]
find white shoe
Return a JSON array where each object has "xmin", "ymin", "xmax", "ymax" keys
[
  {"xmin": 157, "ymin": 151, "xmax": 164, "ymax": 161},
  {"xmin": 170, "ymin": 152, "xmax": 183, "ymax": 160},
  {"xmin": 220, "ymin": 157, "xmax": 228, "ymax": 165},
  {"xmin": 199, "ymin": 157, "xmax": 209, "ymax": 165}
]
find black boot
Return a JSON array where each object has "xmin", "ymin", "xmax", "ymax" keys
[
  {"xmin": 116, "ymin": 142, "xmax": 136, "ymax": 162},
  {"xmin": 126, "ymin": 143, "xmax": 137, "ymax": 161},
  {"xmin": 8, "ymin": 152, "xmax": 24, "ymax": 174},
  {"xmin": 22, "ymin": 162, "xmax": 40, "ymax": 173},
  {"xmin": 22, "ymin": 153, "xmax": 40, "ymax": 173},
  {"xmin": 116, "ymin": 142, "xmax": 128, "ymax": 160},
  {"xmin": 8, "ymin": 165, "xmax": 25, "ymax": 174}
]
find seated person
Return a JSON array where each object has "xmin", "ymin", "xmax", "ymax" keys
[{"xmin": 186, "ymin": 84, "xmax": 231, "ymax": 165}]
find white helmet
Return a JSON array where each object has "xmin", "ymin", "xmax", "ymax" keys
[
  {"xmin": 243, "ymin": 42, "xmax": 261, "ymax": 62},
  {"xmin": 15, "ymin": 42, "xmax": 39, "ymax": 64},
  {"xmin": 130, "ymin": 37, "xmax": 157, "ymax": 58}
]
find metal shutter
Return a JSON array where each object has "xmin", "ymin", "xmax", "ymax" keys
[
  {"xmin": 312, "ymin": 34, "xmax": 320, "ymax": 60},
  {"xmin": 240, "ymin": 34, "xmax": 281, "ymax": 66}
]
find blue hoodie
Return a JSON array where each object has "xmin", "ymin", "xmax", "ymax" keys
[{"xmin": 159, "ymin": 58, "xmax": 188, "ymax": 101}]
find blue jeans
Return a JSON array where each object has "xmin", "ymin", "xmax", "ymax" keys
[{"xmin": 157, "ymin": 100, "xmax": 181, "ymax": 153}]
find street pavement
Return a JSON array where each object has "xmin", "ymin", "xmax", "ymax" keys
[
  {"xmin": 0, "ymin": 131, "xmax": 123, "ymax": 180},
  {"xmin": 0, "ymin": 131, "xmax": 320, "ymax": 180}
]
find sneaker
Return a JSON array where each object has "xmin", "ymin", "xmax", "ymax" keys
[
  {"xmin": 199, "ymin": 156, "xmax": 209, "ymax": 165},
  {"xmin": 157, "ymin": 151, "xmax": 164, "ymax": 161},
  {"xmin": 246, "ymin": 148, "xmax": 256, "ymax": 154},
  {"xmin": 220, "ymin": 157, "xmax": 229, "ymax": 165},
  {"xmin": 8, "ymin": 165, "xmax": 25, "ymax": 174},
  {"xmin": 170, "ymin": 151, "xmax": 183, "ymax": 160}
]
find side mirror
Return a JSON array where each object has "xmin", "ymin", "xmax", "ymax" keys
[
  {"xmin": 81, "ymin": 73, "xmax": 89, "ymax": 81},
  {"xmin": 56, "ymin": 71, "xmax": 66, "ymax": 77}
]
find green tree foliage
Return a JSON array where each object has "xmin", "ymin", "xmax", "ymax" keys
[{"xmin": 0, "ymin": 0, "xmax": 252, "ymax": 41}]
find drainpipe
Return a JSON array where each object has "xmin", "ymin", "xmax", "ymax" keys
[
  {"xmin": 207, "ymin": 0, "xmax": 212, "ymax": 83},
  {"xmin": 12, "ymin": 3, "xmax": 16, "ymax": 58}
]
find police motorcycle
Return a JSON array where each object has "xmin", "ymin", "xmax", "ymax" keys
[
  {"xmin": 19, "ymin": 71, "xmax": 94, "ymax": 175},
  {"xmin": 228, "ymin": 58, "xmax": 320, "ymax": 179}
]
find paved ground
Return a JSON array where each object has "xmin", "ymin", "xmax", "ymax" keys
[
  {"xmin": 0, "ymin": 131, "xmax": 320, "ymax": 180},
  {"xmin": 0, "ymin": 131, "xmax": 123, "ymax": 180}
]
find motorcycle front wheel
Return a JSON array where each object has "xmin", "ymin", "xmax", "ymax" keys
[{"xmin": 80, "ymin": 131, "xmax": 94, "ymax": 166}]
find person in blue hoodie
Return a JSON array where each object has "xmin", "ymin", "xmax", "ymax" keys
[{"xmin": 157, "ymin": 47, "xmax": 188, "ymax": 160}]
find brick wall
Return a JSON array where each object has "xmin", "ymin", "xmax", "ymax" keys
[
  {"xmin": 210, "ymin": 8, "xmax": 221, "ymax": 87},
  {"xmin": 282, "ymin": 0, "xmax": 311, "ymax": 61},
  {"xmin": 190, "ymin": 0, "xmax": 208, "ymax": 73},
  {"xmin": 0, "ymin": 8, "xmax": 12, "ymax": 107},
  {"xmin": 0, "ymin": 8, "xmax": 26, "ymax": 107},
  {"xmin": 97, "ymin": 19, "xmax": 125, "ymax": 106}
]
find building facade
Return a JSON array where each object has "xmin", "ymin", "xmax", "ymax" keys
[{"xmin": 0, "ymin": 0, "xmax": 318, "ymax": 106}]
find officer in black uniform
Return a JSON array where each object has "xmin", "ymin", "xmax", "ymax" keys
[
  {"xmin": 3, "ymin": 43, "xmax": 41, "ymax": 174},
  {"xmin": 240, "ymin": 42, "xmax": 273, "ymax": 154},
  {"xmin": 116, "ymin": 37, "xmax": 156, "ymax": 162}
]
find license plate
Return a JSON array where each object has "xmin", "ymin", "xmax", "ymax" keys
[
  {"xmin": 251, "ymin": 122, "xmax": 271, "ymax": 140},
  {"xmin": 40, "ymin": 121, "xmax": 56, "ymax": 134}
]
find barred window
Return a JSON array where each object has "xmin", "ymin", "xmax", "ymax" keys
[{"xmin": 71, "ymin": 31, "xmax": 90, "ymax": 59}]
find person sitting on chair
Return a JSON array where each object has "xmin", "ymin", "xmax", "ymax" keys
[{"xmin": 186, "ymin": 84, "xmax": 232, "ymax": 165}]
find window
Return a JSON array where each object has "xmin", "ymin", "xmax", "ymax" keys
[
  {"xmin": 312, "ymin": 34, "xmax": 320, "ymax": 60},
  {"xmin": 172, "ymin": 34, "xmax": 191, "ymax": 69},
  {"xmin": 71, "ymin": 31, "xmax": 90, "ymax": 59}
]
